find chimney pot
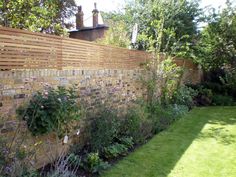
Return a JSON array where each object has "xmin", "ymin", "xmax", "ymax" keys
[
  {"xmin": 76, "ymin": 6, "xmax": 84, "ymax": 29},
  {"xmin": 92, "ymin": 3, "xmax": 99, "ymax": 28}
]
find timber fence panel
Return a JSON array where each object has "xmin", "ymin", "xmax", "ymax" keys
[{"xmin": 0, "ymin": 26, "xmax": 197, "ymax": 71}]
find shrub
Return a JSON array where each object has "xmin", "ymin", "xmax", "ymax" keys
[
  {"xmin": 171, "ymin": 86, "xmax": 198, "ymax": 109},
  {"xmin": 118, "ymin": 137, "xmax": 134, "ymax": 149},
  {"xmin": 0, "ymin": 117, "xmax": 41, "ymax": 177},
  {"xmin": 82, "ymin": 152, "xmax": 110, "ymax": 174},
  {"xmin": 148, "ymin": 104, "xmax": 174, "ymax": 133},
  {"xmin": 189, "ymin": 85, "xmax": 213, "ymax": 106},
  {"xmin": 169, "ymin": 104, "xmax": 189, "ymax": 118},
  {"xmin": 196, "ymin": 87, "xmax": 213, "ymax": 105},
  {"xmin": 88, "ymin": 107, "xmax": 121, "ymax": 152},
  {"xmin": 45, "ymin": 155, "xmax": 79, "ymax": 177},
  {"xmin": 103, "ymin": 137, "xmax": 134, "ymax": 159},
  {"xmin": 122, "ymin": 104, "xmax": 152, "ymax": 144},
  {"xmin": 147, "ymin": 101, "xmax": 189, "ymax": 134},
  {"xmin": 212, "ymin": 94, "xmax": 235, "ymax": 106},
  {"xmin": 203, "ymin": 82, "xmax": 225, "ymax": 94},
  {"xmin": 220, "ymin": 68, "xmax": 236, "ymax": 99},
  {"xmin": 104, "ymin": 143, "xmax": 128, "ymax": 159},
  {"xmin": 68, "ymin": 153, "xmax": 81, "ymax": 167},
  {"xmin": 16, "ymin": 86, "xmax": 80, "ymax": 136}
]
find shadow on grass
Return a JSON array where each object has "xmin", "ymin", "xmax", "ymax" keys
[
  {"xmin": 196, "ymin": 117, "xmax": 236, "ymax": 145},
  {"xmin": 102, "ymin": 107, "xmax": 236, "ymax": 177}
]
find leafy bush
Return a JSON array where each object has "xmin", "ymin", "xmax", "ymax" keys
[
  {"xmin": 147, "ymin": 101, "xmax": 188, "ymax": 134},
  {"xmin": 122, "ymin": 104, "xmax": 152, "ymax": 144},
  {"xmin": 68, "ymin": 153, "xmax": 81, "ymax": 167},
  {"xmin": 148, "ymin": 104, "xmax": 174, "ymax": 133},
  {"xmin": 220, "ymin": 68, "xmax": 236, "ymax": 99},
  {"xmin": 82, "ymin": 152, "xmax": 109, "ymax": 174},
  {"xmin": 212, "ymin": 94, "xmax": 235, "ymax": 106},
  {"xmin": 45, "ymin": 155, "xmax": 79, "ymax": 177},
  {"xmin": 88, "ymin": 107, "xmax": 121, "ymax": 152},
  {"xmin": 118, "ymin": 137, "xmax": 134, "ymax": 149},
  {"xmin": 104, "ymin": 143, "xmax": 128, "ymax": 159},
  {"xmin": 185, "ymin": 84, "xmax": 214, "ymax": 106},
  {"xmin": 171, "ymin": 86, "xmax": 198, "ymax": 109},
  {"xmin": 16, "ymin": 86, "xmax": 80, "ymax": 136},
  {"xmin": 203, "ymin": 82, "xmax": 224, "ymax": 94},
  {"xmin": 169, "ymin": 104, "xmax": 189, "ymax": 118}
]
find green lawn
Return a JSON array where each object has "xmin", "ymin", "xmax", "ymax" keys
[{"xmin": 102, "ymin": 107, "xmax": 236, "ymax": 177}]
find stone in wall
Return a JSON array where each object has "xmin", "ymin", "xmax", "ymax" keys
[{"xmin": 0, "ymin": 66, "xmax": 201, "ymax": 168}]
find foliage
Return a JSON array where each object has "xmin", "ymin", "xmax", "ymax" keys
[
  {"xmin": 88, "ymin": 107, "xmax": 120, "ymax": 152},
  {"xmin": 103, "ymin": 137, "xmax": 134, "ymax": 159},
  {"xmin": 171, "ymin": 104, "xmax": 189, "ymax": 118},
  {"xmin": 122, "ymin": 103, "xmax": 152, "ymax": 144},
  {"xmin": 220, "ymin": 68, "xmax": 236, "ymax": 99},
  {"xmin": 212, "ymin": 94, "xmax": 235, "ymax": 106},
  {"xmin": 16, "ymin": 86, "xmax": 80, "ymax": 136},
  {"xmin": 172, "ymin": 85, "xmax": 198, "ymax": 109},
  {"xmin": 68, "ymin": 153, "xmax": 81, "ymax": 167},
  {"xmin": 104, "ymin": 143, "xmax": 128, "ymax": 159},
  {"xmin": 125, "ymin": 0, "xmax": 202, "ymax": 56},
  {"xmin": 0, "ymin": 119, "xmax": 41, "ymax": 177},
  {"xmin": 141, "ymin": 56, "xmax": 183, "ymax": 106},
  {"xmin": 195, "ymin": 1, "xmax": 236, "ymax": 70},
  {"xmin": 102, "ymin": 107, "xmax": 236, "ymax": 177},
  {"xmin": 97, "ymin": 14, "xmax": 130, "ymax": 48},
  {"xmin": 118, "ymin": 137, "xmax": 134, "ymax": 149},
  {"xmin": 82, "ymin": 152, "xmax": 110, "ymax": 174},
  {"xmin": 194, "ymin": 86, "xmax": 213, "ymax": 106},
  {"xmin": 147, "ymin": 102, "xmax": 185, "ymax": 133},
  {"xmin": 46, "ymin": 155, "xmax": 78, "ymax": 177},
  {"xmin": 159, "ymin": 58, "xmax": 184, "ymax": 105},
  {"xmin": 0, "ymin": 0, "xmax": 76, "ymax": 35}
]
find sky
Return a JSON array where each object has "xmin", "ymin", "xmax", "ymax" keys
[{"xmin": 74, "ymin": 0, "xmax": 229, "ymax": 27}]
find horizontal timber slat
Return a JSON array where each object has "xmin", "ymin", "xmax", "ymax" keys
[{"xmin": 0, "ymin": 26, "xmax": 195, "ymax": 70}]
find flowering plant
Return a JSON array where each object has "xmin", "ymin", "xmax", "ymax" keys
[{"xmin": 16, "ymin": 86, "xmax": 80, "ymax": 136}]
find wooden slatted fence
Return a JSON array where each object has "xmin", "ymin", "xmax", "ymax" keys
[{"xmin": 0, "ymin": 26, "xmax": 152, "ymax": 70}]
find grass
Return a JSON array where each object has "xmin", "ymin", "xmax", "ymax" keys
[{"xmin": 102, "ymin": 107, "xmax": 236, "ymax": 177}]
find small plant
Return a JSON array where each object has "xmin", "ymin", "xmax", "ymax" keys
[
  {"xmin": 212, "ymin": 94, "xmax": 235, "ymax": 106},
  {"xmin": 104, "ymin": 143, "xmax": 128, "ymax": 159},
  {"xmin": 88, "ymin": 107, "xmax": 120, "ymax": 152},
  {"xmin": 172, "ymin": 85, "xmax": 198, "ymax": 109},
  {"xmin": 16, "ymin": 86, "xmax": 80, "ymax": 136},
  {"xmin": 83, "ymin": 152, "xmax": 110, "ymax": 174},
  {"xmin": 0, "ymin": 116, "xmax": 41, "ymax": 177},
  {"xmin": 46, "ymin": 155, "xmax": 79, "ymax": 177},
  {"xmin": 68, "ymin": 153, "xmax": 81, "ymax": 167},
  {"xmin": 186, "ymin": 84, "xmax": 214, "ymax": 106},
  {"xmin": 122, "ymin": 104, "xmax": 151, "ymax": 144},
  {"xmin": 171, "ymin": 104, "xmax": 189, "ymax": 118},
  {"xmin": 118, "ymin": 137, "xmax": 134, "ymax": 149}
]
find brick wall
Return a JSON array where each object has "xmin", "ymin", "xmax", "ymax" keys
[{"xmin": 0, "ymin": 66, "xmax": 202, "ymax": 168}]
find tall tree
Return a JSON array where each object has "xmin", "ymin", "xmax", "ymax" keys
[
  {"xmin": 0, "ymin": 0, "xmax": 76, "ymax": 35},
  {"xmin": 195, "ymin": 0, "xmax": 236, "ymax": 70},
  {"xmin": 97, "ymin": 12, "xmax": 130, "ymax": 48},
  {"xmin": 101, "ymin": 0, "xmax": 202, "ymax": 56},
  {"xmin": 125, "ymin": 0, "xmax": 202, "ymax": 56}
]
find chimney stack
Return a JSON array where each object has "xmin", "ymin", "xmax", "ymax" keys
[
  {"xmin": 76, "ymin": 6, "xmax": 84, "ymax": 29},
  {"xmin": 92, "ymin": 3, "xmax": 99, "ymax": 28}
]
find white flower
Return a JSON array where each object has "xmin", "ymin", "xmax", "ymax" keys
[{"xmin": 41, "ymin": 105, "xmax": 44, "ymax": 109}]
